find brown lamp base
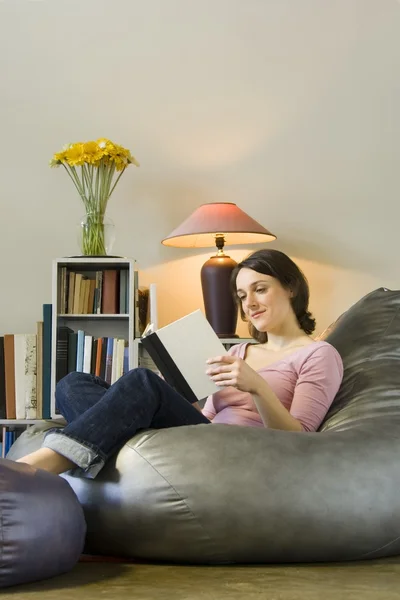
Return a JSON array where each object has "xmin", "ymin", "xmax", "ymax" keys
[{"xmin": 201, "ymin": 254, "xmax": 238, "ymax": 338}]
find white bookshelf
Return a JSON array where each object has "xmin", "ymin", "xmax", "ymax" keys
[{"xmin": 50, "ymin": 257, "xmax": 137, "ymax": 419}]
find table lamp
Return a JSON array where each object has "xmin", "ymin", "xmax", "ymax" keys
[{"xmin": 161, "ymin": 202, "xmax": 276, "ymax": 337}]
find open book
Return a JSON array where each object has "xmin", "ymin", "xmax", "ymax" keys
[{"xmin": 141, "ymin": 309, "xmax": 228, "ymax": 403}]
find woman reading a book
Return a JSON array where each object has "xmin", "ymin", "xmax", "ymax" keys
[{"xmin": 16, "ymin": 249, "xmax": 343, "ymax": 477}]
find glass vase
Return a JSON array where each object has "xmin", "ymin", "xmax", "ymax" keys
[{"xmin": 78, "ymin": 212, "xmax": 116, "ymax": 256}]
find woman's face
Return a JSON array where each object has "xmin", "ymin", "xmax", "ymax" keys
[{"xmin": 235, "ymin": 267, "xmax": 294, "ymax": 333}]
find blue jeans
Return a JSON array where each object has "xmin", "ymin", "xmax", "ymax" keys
[{"xmin": 43, "ymin": 368, "xmax": 211, "ymax": 478}]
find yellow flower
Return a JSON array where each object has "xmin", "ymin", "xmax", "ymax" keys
[
  {"xmin": 104, "ymin": 143, "xmax": 140, "ymax": 170},
  {"xmin": 96, "ymin": 138, "xmax": 116, "ymax": 157},
  {"xmin": 53, "ymin": 150, "xmax": 67, "ymax": 163},
  {"xmin": 113, "ymin": 156, "xmax": 128, "ymax": 171},
  {"xmin": 50, "ymin": 138, "xmax": 139, "ymax": 218},
  {"xmin": 65, "ymin": 143, "xmax": 85, "ymax": 167},
  {"xmin": 97, "ymin": 138, "xmax": 109, "ymax": 149},
  {"xmin": 83, "ymin": 141, "xmax": 103, "ymax": 165}
]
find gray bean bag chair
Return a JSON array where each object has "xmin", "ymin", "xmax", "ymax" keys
[
  {"xmin": 7, "ymin": 287, "xmax": 400, "ymax": 563},
  {"xmin": 0, "ymin": 459, "xmax": 86, "ymax": 588}
]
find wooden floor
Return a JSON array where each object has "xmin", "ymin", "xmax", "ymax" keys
[{"xmin": 4, "ymin": 558, "xmax": 400, "ymax": 600}]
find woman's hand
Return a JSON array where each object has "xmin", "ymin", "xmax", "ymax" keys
[{"xmin": 205, "ymin": 355, "xmax": 263, "ymax": 394}]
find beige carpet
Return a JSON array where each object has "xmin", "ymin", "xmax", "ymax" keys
[{"xmin": 3, "ymin": 558, "xmax": 400, "ymax": 600}]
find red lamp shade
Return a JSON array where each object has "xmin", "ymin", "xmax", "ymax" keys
[
  {"xmin": 161, "ymin": 203, "xmax": 276, "ymax": 337},
  {"xmin": 161, "ymin": 202, "xmax": 276, "ymax": 248}
]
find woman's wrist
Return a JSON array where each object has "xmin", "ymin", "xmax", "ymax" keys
[{"xmin": 252, "ymin": 375, "xmax": 269, "ymax": 397}]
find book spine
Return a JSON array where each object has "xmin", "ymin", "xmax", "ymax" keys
[
  {"xmin": 56, "ymin": 326, "xmax": 72, "ymax": 383},
  {"xmin": 0, "ymin": 337, "xmax": 6, "ymax": 419},
  {"xmin": 141, "ymin": 334, "xmax": 198, "ymax": 404},
  {"xmin": 5, "ymin": 430, "xmax": 15, "ymax": 456},
  {"xmin": 14, "ymin": 334, "xmax": 33, "ymax": 420},
  {"xmin": 123, "ymin": 344, "xmax": 129, "ymax": 376},
  {"xmin": 73, "ymin": 273, "xmax": 83, "ymax": 314},
  {"xmin": 36, "ymin": 321, "xmax": 43, "ymax": 419},
  {"xmin": 67, "ymin": 332, "xmax": 78, "ymax": 374},
  {"xmin": 42, "ymin": 304, "xmax": 52, "ymax": 419},
  {"xmin": 111, "ymin": 337, "xmax": 118, "ymax": 384},
  {"xmin": 116, "ymin": 338, "xmax": 125, "ymax": 380},
  {"xmin": 68, "ymin": 272, "xmax": 76, "ymax": 314},
  {"xmin": 105, "ymin": 337, "xmax": 113, "ymax": 384},
  {"xmin": 61, "ymin": 267, "xmax": 68, "ymax": 314},
  {"xmin": 100, "ymin": 337, "xmax": 107, "ymax": 380},
  {"xmin": 95, "ymin": 271, "xmax": 103, "ymax": 314},
  {"xmin": 24, "ymin": 334, "xmax": 37, "ymax": 420},
  {"xmin": 102, "ymin": 270, "xmax": 119, "ymax": 314},
  {"xmin": 4, "ymin": 334, "xmax": 16, "ymax": 419},
  {"xmin": 95, "ymin": 337, "xmax": 103, "ymax": 377},
  {"xmin": 83, "ymin": 335, "xmax": 93, "ymax": 374},
  {"xmin": 119, "ymin": 270, "xmax": 127, "ymax": 314},
  {"xmin": 88, "ymin": 279, "xmax": 96, "ymax": 314},
  {"xmin": 84, "ymin": 278, "xmax": 91, "ymax": 314},
  {"xmin": 59, "ymin": 267, "xmax": 67, "ymax": 314},
  {"xmin": 134, "ymin": 270, "xmax": 140, "ymax": 337},
  {"xmin": 1, "ymin": 426, "xmax": 5, "ymax": 458},
  {"xmin": 79, "ymin": 276, "xmax": 88, "ymax": 315},
  {"xmin": 91, "ymin": 338, "xmax": 98, "ymax": 374},
  {"xmin": 138, "ymin": 287, "xmax": 150, "ymax": 337},
  {"xmin": 76, "ymin": 330, "xmax": 85, "ymax": 372}
]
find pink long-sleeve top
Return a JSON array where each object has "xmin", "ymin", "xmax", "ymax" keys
[{"xmin": 202, "ymin": 341, "xmax": 343, "ymax": 432}]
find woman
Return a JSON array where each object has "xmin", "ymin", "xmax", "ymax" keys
[{"xmin": 17, "ymin": 249, "xmax": 343, "ymax": 477}]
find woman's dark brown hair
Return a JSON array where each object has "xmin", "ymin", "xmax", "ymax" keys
[{"xmin": 231, "ymin": 249, "xmax": 316, "ymax": 343}]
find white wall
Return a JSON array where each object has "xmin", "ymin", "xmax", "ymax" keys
[{"xmin": 0, "ymin": 0, "xmax": 399, "ymax": 336}]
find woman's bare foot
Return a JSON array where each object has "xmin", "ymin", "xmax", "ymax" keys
[{"xmin": 16, "ymin": 448, "xmax": 75, "ymax": 475}]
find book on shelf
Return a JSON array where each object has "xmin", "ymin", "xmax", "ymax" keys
[
  {"xmin": 42, "ymin": 303, "xmax": 52, "ymax": 419},
  {"xmin": 138, "ymin": 286, "xmax": 149, "ymax": 336},
  {"xmin": 73, "ymin": 273, "xmax": 83, "ymax": 314},
  {"xmin": 141, "ymin": 309, "xmax": 228, "ymax": 404},
  {"xmin": 67, "ymin": 271, "xmax": 75, "ymax": 314},
  {"xmin": 0, "ymin": 306, "xmax": 51, "ymax": 422},
  {"xmin": 59, "ymin": 267, "xmax": 68, "ymax": 314},
  {"xmin": 36, "ymin": 321, "xmax": 43, "ymax": 419},
  {"xmin": 1, "ymin": 428, "xmax": 16, "ymax": 458},
  {"xmin": 54, "ymin": 326, "xmax": 128, "ymax": 385},
  {"xmin": 100, "ymin": 337, "xmax": 107, "ymax": 379},
  {"xmin": 1, "ymin": 427, "xmax": 25, "ymax": 457},
  {"xmin": 4, "ymin": 334, "xmax": 16, "ymax": 419},
  {"xmin": 83, "ymin": 335, "xmax": 93, "ymax": 373},
  {"xmin": 67, "ymin": 331, "xmax": 78, "ymax": 373},
  {"xmin": 95, "ymin": 337, "xmax": 103, "ymax": 376},
  {"xmin": 60, "ymin": 267, "xmax": 131, "ymax": 316},
  {"xmin": 0, "ymin": 337, "xmax": 6, "ymax": 419},
  {"xmin": 105, "ymin": 337, "xmax": 113, "ymax": 384},
  {"xmin": 102, "ymin": 269, "xmax": 119, "ymax": 314},
  {"xmin": 56, "ymin": 326, "xmax": 73, "ymax": 383},
  {"xmin": 95, "ymin": 271, "xmax": 103, "ymax": 314},
  {"xmin": 119, "ymin": 269, "xmax": 128, "ymax": 314},
  {"xmin": 14, "ymin": 333, "xmax": 37, "ymax": 420}
]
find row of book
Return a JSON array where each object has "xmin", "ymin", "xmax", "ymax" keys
[
  {"xmin": 1, "ymin": 428, "xmax": 23, "ymax": 458},
  {"xmin": 0, "ymin": 308, "xmax": 133, "ymax": 421},
  {"xmin": 57, "ymin": 327, "xmax": 130, "ymax": 384},
  {"xmin": 59, "ymin": 268, "xmax": 134, "ymax": 315},
  {"xmin": 0, "ymin": 304, "xmax": 52, "ymax": 421}
]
